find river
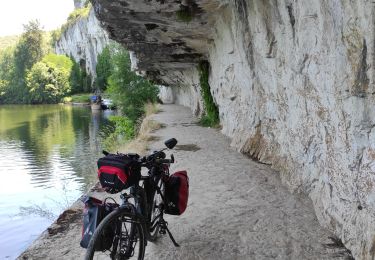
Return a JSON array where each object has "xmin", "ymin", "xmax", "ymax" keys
[{"xmin": 0, "ymin": 104, "xmax": 114, "ymax": 259}]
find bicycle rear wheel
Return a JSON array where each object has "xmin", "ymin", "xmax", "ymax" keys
[{"xmin": 85, "ymin": 208, "xmax": 145, "ymax": 260}]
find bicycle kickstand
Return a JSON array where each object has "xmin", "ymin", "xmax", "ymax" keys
[{"xmin": 159, "ymin": 219, "xmax": 180, "ymax": 247}]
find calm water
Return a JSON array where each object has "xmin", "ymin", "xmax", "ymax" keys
[{"xmin": 0, "ymin": 105, "xmax": 114, "ymax": 259}]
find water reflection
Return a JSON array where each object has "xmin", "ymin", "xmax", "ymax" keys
[{"xmin": 0, "ymin": 104, "xmax": 114, "ymax": 259}]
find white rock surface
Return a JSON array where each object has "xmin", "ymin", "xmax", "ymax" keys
[
  {"xmin": 204, "ymin": 2, "xmax": 375, "ymax": 259},
  {"xmin": 158, "ymin": 86, "xmax": 174, "ymax": 104},
  {"xmin": 90, "ymin": 1, "xmax": 375, "ymax": 258},
  {"xmin": 55, "ymin": 8, "xmax": 109, "ymax": 78},
  {"xmin": 73, "ymin": 0, "xmax": 85, "ymax": 9}
]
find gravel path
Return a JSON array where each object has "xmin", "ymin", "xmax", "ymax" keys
[{"xmin": 19, "ymin": 105, "xmax": 345, "ymax": 260}]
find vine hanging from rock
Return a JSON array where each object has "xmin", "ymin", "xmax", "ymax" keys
[{"xmin": 198, "ymin": 61, "xmax": 220, "ymax": 127}]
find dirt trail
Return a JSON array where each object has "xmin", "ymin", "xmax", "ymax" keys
[{"xmin": 20, "ymin": 105, "xmax": 345, "ymax": 260}]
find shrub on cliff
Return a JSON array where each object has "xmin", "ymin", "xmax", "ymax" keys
[{"xmin": 59, "ymin": 4, "xmax": 92, "ymax": 38}]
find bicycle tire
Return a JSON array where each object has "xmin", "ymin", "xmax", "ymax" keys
[
  {"xmin": 148, "ymin": 179, "xmax": 165, "ymax": 242},
  {"xmin": 85, "ymin": 207, "xmax": 145, "ymax": 260}
]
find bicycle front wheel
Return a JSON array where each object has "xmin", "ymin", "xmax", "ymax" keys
[
  {"xmin": 85, "ymin": 208, "xmax": 145, "ymax": 260},
  {"xmin": 148, "ymin": 178, "xmax": 165, "ymax": 242}
]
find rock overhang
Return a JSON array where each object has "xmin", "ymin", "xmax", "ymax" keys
[{"xmin": 91, "ymin": 0, "xmax": 220, "ymax": 84}]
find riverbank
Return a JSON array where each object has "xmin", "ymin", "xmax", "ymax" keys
[{"xmin": 19, "ymin": 105, "xmax": 349, "ymax": 259}]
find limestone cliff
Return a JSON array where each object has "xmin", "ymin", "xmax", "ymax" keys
[
  {"xmin": 91, "ymin": 0, "xmax": 375, "ymax": 258},
  {"xmin": 55, "ymin": 7, "xmax": 109, "ymax": 78}
]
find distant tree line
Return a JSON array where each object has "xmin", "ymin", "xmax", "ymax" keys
[
  {"xmin": 0, "ymin": 20, "xmax": 160, "ymax": 137},
  {"xmin": 0, "ymin": 21, "xmax": 90, "ymax": 104}
]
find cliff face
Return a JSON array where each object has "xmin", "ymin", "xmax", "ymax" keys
[
  {"xmin": 55, "ymin": 8, "xmax": 109, "ymax": 78},
  {"xmin": 92, "ymin": 0, "xmax": 375, "ymax": 258}
]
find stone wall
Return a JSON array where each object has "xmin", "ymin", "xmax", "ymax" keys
[{"xmin": 91, "ymin": 1, "xmax": 375, "ymax": 258}]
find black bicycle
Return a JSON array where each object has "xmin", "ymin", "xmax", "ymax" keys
[{"xmin": 85, "ymin": 138, "xmax": 180, "ymax": 260}]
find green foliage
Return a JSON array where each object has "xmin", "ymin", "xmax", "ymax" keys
[
  {"xmin": 14, "ymin": 21, "xmax": 45, "ymax": 77},
  {"xmin": 198, "ymin": 61, "xmax": 220, "ymax": 127},
  {"xmin": 0, "ymin": 47, "xmax": 15, "ymax": 103},
  {"xmin": 49, "ymin": 4, "xmax": 92, "ymax": 45},
  {"xmin": 102, "ymin": 115, "xmax": 135, "ymax": 150},
  {"xmin": 50, "ymin": 29, "xmax": 62, "ymax": 45},
  {"xmin": 60, "ymin": 4, "xmax": 91, "ymax": 37},
  {"xmin": 176, "ymin": 6, "xmax": 193, "ymax": 23},
  {"xmin": 106, "ymin": 43, "xmax": 159, "ymax": 123},
  {"xmin": 0, "ymin": 20, "xmax": 45, "ymax": 104},
  {"xmin": 43, "ymin": 53, "xmax": 73, "ymax": 70},
  {"xmin": 0, "ymin": 35, "xmax": 20, "ymax": 51},
  {"xmin": 0, "ymin": 21, "xmax": 88, "ymax": 105},
  {"xmin": 63, "ymin": 93, "xmax": 91, "ymax": 103},
  {"xmin": 26, "ymin": 54, "xmax": 73, "ymax": 104},
  {"xmin": 81, "ymin": 70, "xmax": 92, "ymax": 93},
  {"xmin": 109, "ymin": 116, "xmax": 135, "ymax": 140},
  {"xmin": 69, "ymin": 57, "xmax": 84, "ymax": 94},
  {"xmin": 96, "ymin": 46, "xmax": 112, "ymax": 91}
]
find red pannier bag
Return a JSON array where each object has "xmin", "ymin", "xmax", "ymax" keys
[
  {"xmin": 97, "ymin": 154, "xmax": 141, "ymax": 193},
  {"xmin": 165, "ymin": 171, "xmax": 189, "ymax": 215}
]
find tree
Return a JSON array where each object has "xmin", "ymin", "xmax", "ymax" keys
[
  {"xmin": 96, "ymin": 46, "xmax": 112, "ymax": 91},
  {"xmin": 69, "ymin": 56, "xmax": 83, "ymax": 94},
  {"xmin": 26, "ymin": 54, "xmax": 73, "ymax": 104},
  {"xmin": 106, "ymin": 44, "xmax": 159, "ymax": 122},
  {"xmin": 0, "ymin": 47, "xmax": 15, "ymax": 103},
  {"xmin": 14, "ymin": 20, "xmax": 44, "ymax": 76},
  {"xmin": 9, "ymin": 20, "xmax": 45, "ymax": 103}
]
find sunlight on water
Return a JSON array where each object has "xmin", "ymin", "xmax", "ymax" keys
[{"xmin": 0, "ymin": 105, "xmax": 114, "ymax": 259}]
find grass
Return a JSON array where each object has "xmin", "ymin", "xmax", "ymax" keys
[
  {"xmin": 63, "ymin": 93, "xmax": 91, "ymax": 103},
  {"xmin": 145, "ymin": 102, "xmax": 161, "ymax": 116},
  {"xmin": 198, "ymin": 61, "xmax": 220, "ymax": 127}
]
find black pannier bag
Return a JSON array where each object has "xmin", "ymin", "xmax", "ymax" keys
[
  {"xmin": 80, "ymin": 196, "xmax": 118, "ymax": 250},
  {"xmin": 97, "ymin": 154, "xmax": 141, "ymax": 193},
  {"xmin": 164, "ymin": 171, "xmax": 189, "ymax": 215}
]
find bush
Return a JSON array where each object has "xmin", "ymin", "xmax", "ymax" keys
[
  {"xmin": 109, "ymin": 116, "xmax": 135, "ymax": 140},
  {"xmin": 26, "ymin": 54, "xmax": 73, "ymax": 104},
  {"xmin": 103, "ymin": 115, "xmax": 135, "ymax": 150}
]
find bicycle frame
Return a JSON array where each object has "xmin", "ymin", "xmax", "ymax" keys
[{"xmin": 118, "ymin": 163, "xmax": 169, "ymax": 240}]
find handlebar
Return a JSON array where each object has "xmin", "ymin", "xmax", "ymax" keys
[
  {"xmin": 103, "ymin": 148, "xmax": 175, "ymax": 167},
  {"xmin": 154, "ymin": 156, "xmax": 174, "ymax": 164}
]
